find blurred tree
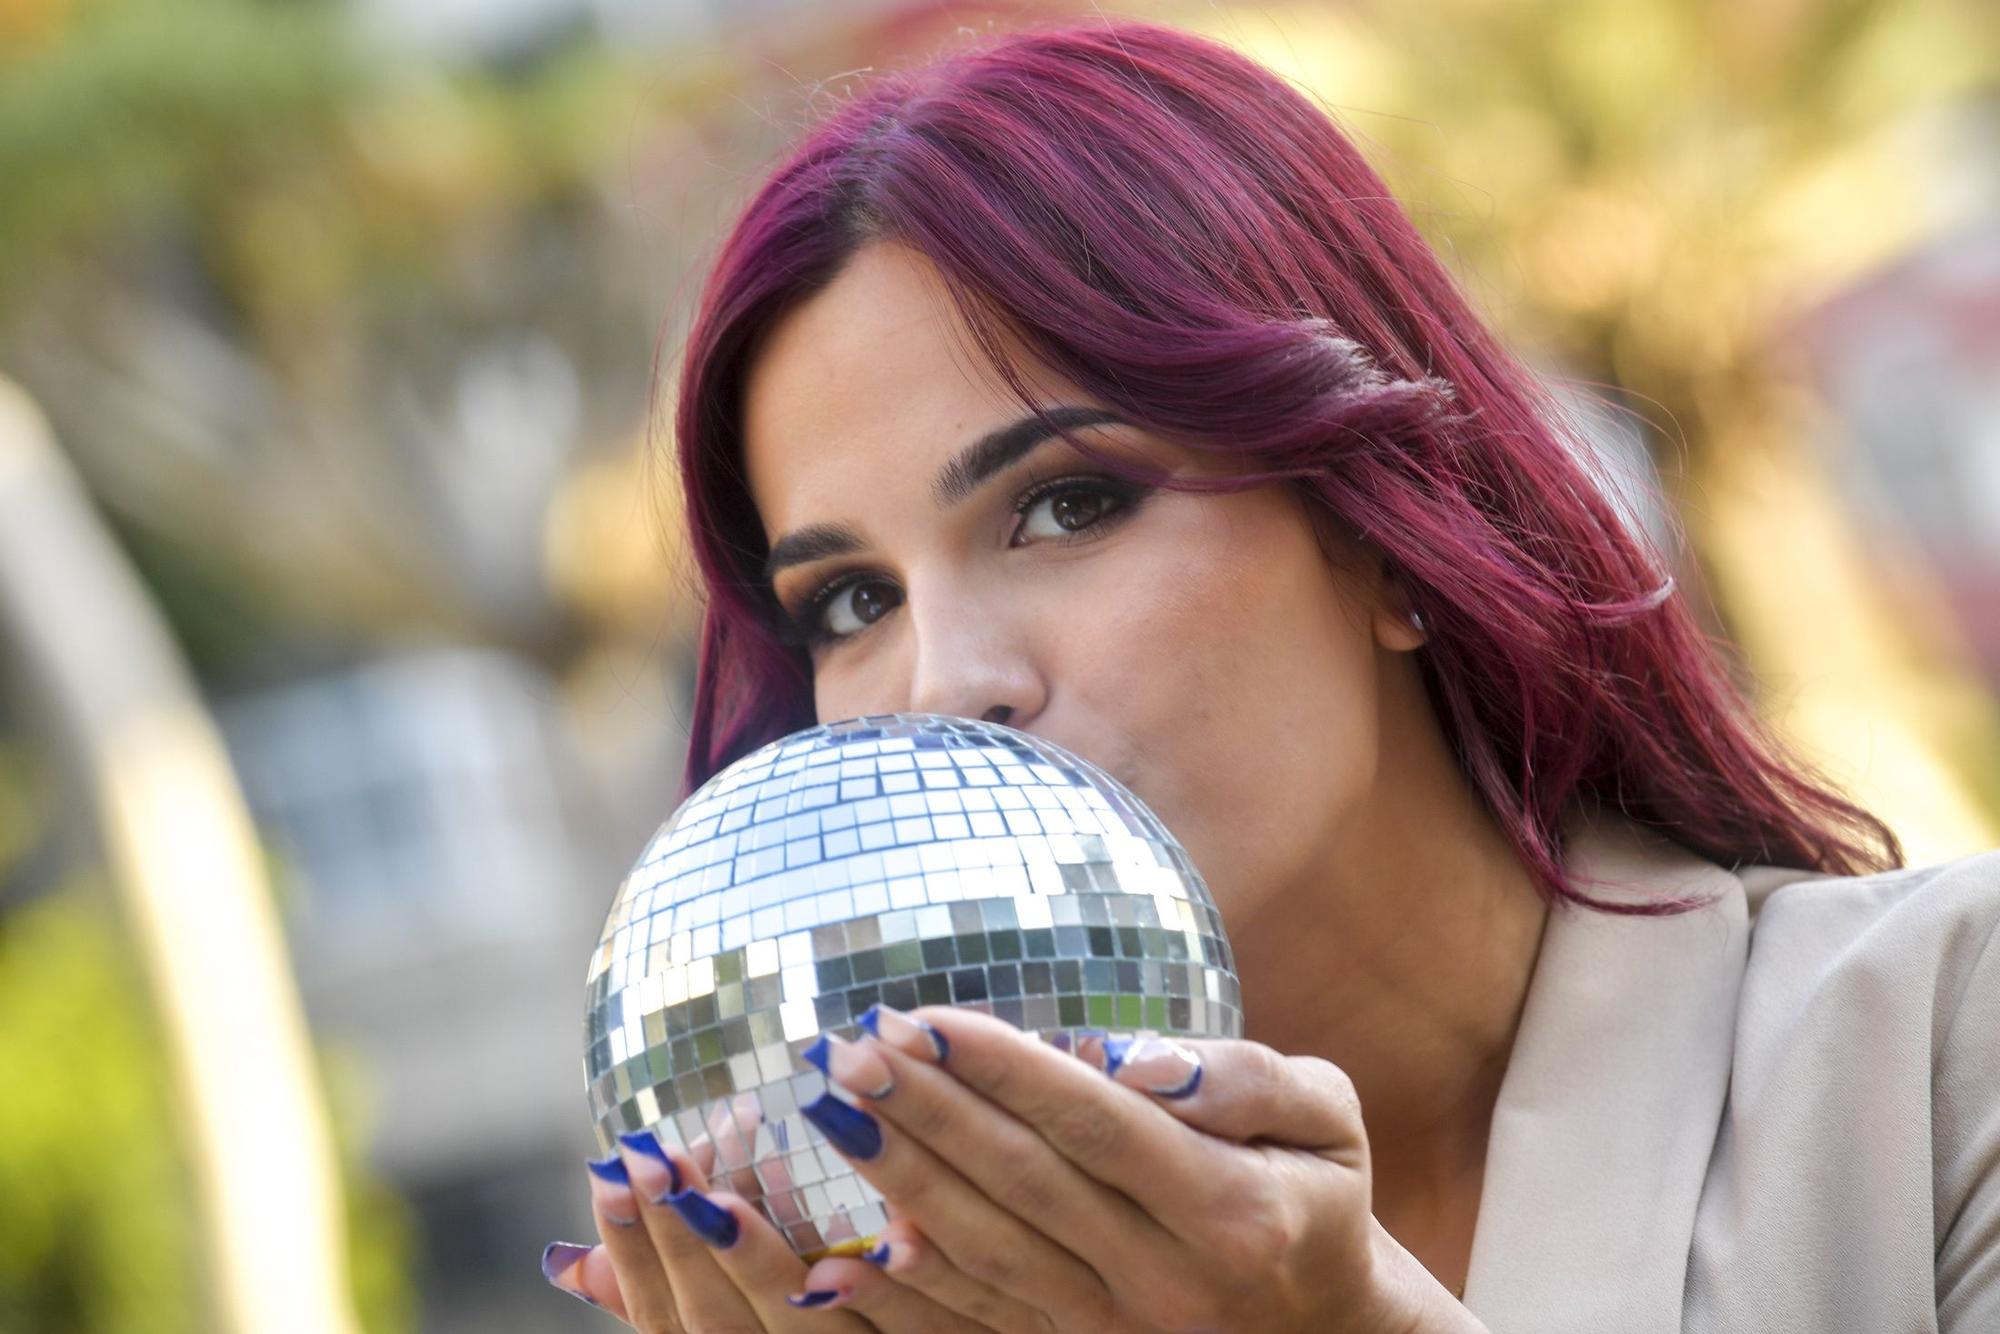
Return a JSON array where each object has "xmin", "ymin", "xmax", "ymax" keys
[
  {"xmin": 0, "ymin": 0, "xmax": 702, "ymax": 677},
  {"xmin": 0, "ymin": 0, "xmax": 352, "ymax": 306}
]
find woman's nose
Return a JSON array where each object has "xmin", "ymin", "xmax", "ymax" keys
[{"xmin": 902, "ymin": 597, "xmax": 1044, "ymax": 728}]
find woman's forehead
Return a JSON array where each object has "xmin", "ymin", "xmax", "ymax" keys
[{"xmin": 741, "ymin": 250, "xmax": 1091, "ymax": 526}]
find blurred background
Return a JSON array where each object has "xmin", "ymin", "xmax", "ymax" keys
[{"xmin": 1, "ymin": 0, "xmax": 1996, "ymax": 1329}]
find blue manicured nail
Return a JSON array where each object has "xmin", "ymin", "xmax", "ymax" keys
[
  {"xmin": 541, "ymin": 1241, "xmax": 605, "ymax": 1309},
  {"xmin": 801, "ymin": 1090, "xmax": 884, "ymax": 1160},
  {"xmin": 666, "ymin": 1185, "xmax": 740, "ymax": 1249},
  {"xmin": 1103, "ymin": 1035, "xmax": 1204, "ymax": 1098},
  {"xmin": 585, "ymin": 1154, "xmax": 639, "ymax": 1226},
  {"xmin": 856, "ymin": 1003, "xmax": 950, "ymax": 1062},
  {"xmin": 617, "ymin": 1130, "xmax": 683, "ymax": 1197},
  {"xmin": 863, "ymin": 1238, "xmax": 892, "ymax": 1266},
  {"xmin": 801, "ymin": 1032, "xmax": 832, "ymax": 1076},
  {"xmin": 787, "ymin": 1287, "xmax": 844, "ymax": 1307},
  {"xmin": 541, "ymin": 1240, "xmax": 590, "ymax": 1284},
  {"xmin": 585, "ymin": 1153, "xmax": 629, "ymax": 1185},
  {"xmin": 1160, "ymin": 1062, "xmax": 1203, "ymax": 1099}
]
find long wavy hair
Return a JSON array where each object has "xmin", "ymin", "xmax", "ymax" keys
[{"xmin": 659, "ymin": 16, "xmax": 1902, "ymax": 912}]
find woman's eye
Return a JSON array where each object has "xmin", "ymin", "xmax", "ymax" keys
[
  {"xmin": 1013, "ymin": 479, "xmax": 1135, "ymax": 544},
  {"xmin": 785, "ymin": 477, "xmax": 1148, "ymax": 651},
  {"xmin": 818, "ymin": 577, "xmax": 902, "ymax": 639}
]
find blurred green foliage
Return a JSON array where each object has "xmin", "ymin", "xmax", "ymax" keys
[
  {"xmin": 0, "ymin": 738, "xmax": 415, "ymax": 1331},
  {"xmin": 0, "ymin": 870, "xmax": 200, "ymax": 1332},
  {"xmin": 0, "ymin": 0, "xmax": 693, "ymax": 343},
  {"xmin": 0, "ymin": 0, "xmax": 354, "ymax": 309},
  {"xmin": 0, "ymin": 0, "xmax": 696, "ymax": 669}
]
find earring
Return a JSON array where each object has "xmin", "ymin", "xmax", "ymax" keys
[{"xmin": 1407, "ymin": 607, "xmax": 1427, "ymax": 633}]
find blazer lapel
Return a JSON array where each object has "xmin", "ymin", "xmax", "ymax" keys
[{"xmin": 1461, "ymin": 809, "xmax": 1749, "ymax": 1333}]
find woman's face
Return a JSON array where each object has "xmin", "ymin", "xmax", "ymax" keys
[{"xmin": 740, "ymin": 242, "xmax": 1429, "ymax": 922}]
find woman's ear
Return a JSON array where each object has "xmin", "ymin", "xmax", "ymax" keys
[
  {"xmin": 1371, "ymin": 562, "xmax": 1429, "ymax": 653},
  {"xmin": 1295, "ymin": 491, "xmax": 1427, "ymax": 650}
]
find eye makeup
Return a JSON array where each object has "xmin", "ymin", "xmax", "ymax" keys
[{"xmin": 771, "ymin": 471, "xmax": 1155, "ymax": 650}]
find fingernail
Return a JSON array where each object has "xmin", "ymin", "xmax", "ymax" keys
[
  {"xmin": 801, "ymin": 1089, "xmax": 884, "ymax": 1160},
  {"xmin": 541, "ymin": 1240, "xmax": 591, "ymax": 1284},
  {"xmin": 807, "ymin": 1031, "xmax": 895, "ymax": 1099},
  {"xmin": 1102, "ymin": 1035, "xmax": 1203, "ymax": 1098},
  {"xmin": 666, "ymin": 1184, "xmax": 741, "ymax": 1249},
  {"xmin": 863, "ymin": 1238, "xmax": 892, "ymax": 1267},
  {"xmin": 617, "ymin": 1129, "xmax": 683, "ymax": 1201},
  {"xmin": 786, "ymin": 1286, "xmax": 848, "ymax": 1308},
  {"xmin": 707, "ymin": 1095, "xmax": 761, "ymax": 1171},
  {"xmin": 541, "ymin": 1241, "xmax": 606, "ymax": 1309},
  {"xmin": 585, "ymin": 1154, "xmax": 639, "ymax": 1226},
  {"xmin": 857, "ymin": 1002, "xmax": 949, "ymax": 1063}
]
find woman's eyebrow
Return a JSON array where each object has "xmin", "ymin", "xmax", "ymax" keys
[
  {"xmin": 927, "ymin": 405, "xmax": 1127, "ymax": 507},
  {"xmin": 761, "ymin": 521, "xmax": 867, "ymax": 583},
  {"xmin": 761, "ymin": 405, "xmax": 1127, "ymax": 583}
]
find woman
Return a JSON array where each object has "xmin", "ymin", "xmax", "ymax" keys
[{"xmin": 541, "ymin": 16, "xmax": 2000, "ymax": 1331}]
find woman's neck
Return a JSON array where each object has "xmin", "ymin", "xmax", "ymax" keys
[{"xmin": 1226, "ymin": 727, "xmax": 1551, "ymax": 1220}]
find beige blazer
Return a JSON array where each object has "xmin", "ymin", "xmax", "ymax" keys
[{"xmin": 1462, "ymin": 807, "xmax": 2000, "ymax": 1332}]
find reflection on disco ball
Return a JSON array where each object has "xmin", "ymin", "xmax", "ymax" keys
[{"xmin": 581, "ymin": 712, "xmax": 1240, "ymax": 1260}]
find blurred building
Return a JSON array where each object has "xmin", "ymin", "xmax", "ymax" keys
[{"xmin": 216, "ymin": 645, "xmax": 686, "ymax": 1331}]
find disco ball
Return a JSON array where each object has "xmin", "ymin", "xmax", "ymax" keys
[{"xmin": 581, "ymin": 712, "xmax": 1240, "ymax": 1261}]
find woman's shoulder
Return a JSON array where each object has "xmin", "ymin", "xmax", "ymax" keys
[
  {"xmin": 1727, "ymin": 841, "xmax": 2000, "ymax": 1128},
  {"xmin": 1717, "ymin": 845, "xmax": 2000, "ymax": 1328},
  {"xmin": 1736, "ymin": 843, "xmax": 2000, "ymax": 997}
]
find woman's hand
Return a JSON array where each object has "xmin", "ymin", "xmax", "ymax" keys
[
  {"xmin": 541, "ymin": 1002, "xmax": 1484, "ymax": 1332},
  {"xmin": 541, "ymin": 1091, "xmax": 981, "ymax": 1329},
  {"xmin": 797, "ymin": 1004, "xmax": 1485, "ymax": 1334}
]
